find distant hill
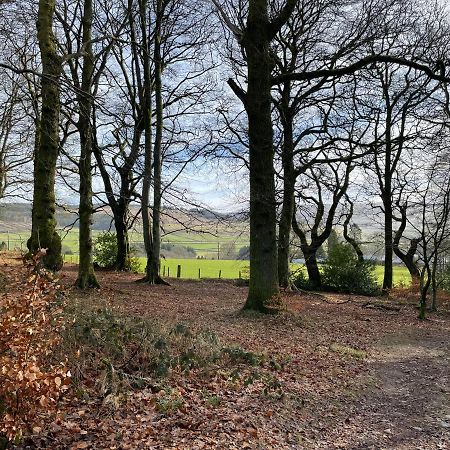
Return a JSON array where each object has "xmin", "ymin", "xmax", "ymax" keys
[{"xmin": 0, "ymin": 203, "xmax": 246, "ymax": 233}]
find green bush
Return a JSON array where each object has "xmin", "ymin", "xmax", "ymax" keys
[
  {"xmin": 94, "ymin": 232, "xmax": 140, "ymax": 272},
  {"xmin": 292, "ymin": 268, "xmax": 314, "ymax": 290},
  {"xmin": 322, "ymin": 242, "xmax": 380, "ymax": 295},
  {"xmin": 94, "ymin": 232, "xmax": 117, "ymax": 268}
]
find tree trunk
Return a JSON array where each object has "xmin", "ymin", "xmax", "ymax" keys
[
  {"xmin": 343, "ymin": 200, "xmax": 364, "ymax": 262},
  {"xmin": 92, "ymin": 130, "xmax": 130, "ymax": 271},
  {"xmin": 303, "ymin": 247, "xmax": 321, "ymax": 289},
  {"xmin": 419, "ymin": 265, "xmax": 431, "ymax": 320},
  {"xmin": 114, "ymin": 208, "xmax": 130, "ymax": 271},
  {"xmin": 28, "ymin": 0, "xmax": 63, "ymax": 271},
  {"xmin": 431, "ymin": 253, "xmax": 438, "ymax": 312},
  {"xmin": 277, "ymin": 112, "xmax": 295, "ymax": 289},
  {"xmin": 383, "ymin": 197, "xmax": 393, "ymax": 291},
  {"xmin": 137, "ymin": 0, "xmax": 155, "ymax": 282},
  {"xmin": 393, "ymin": 239, "xmax": 420, "ymax": 285},
  {"xmin": 243, "ymin": 0, "xmax": 279, "ymax": 311},
  {"xmin": 382, "ymin": 77, "xmax": 393, "ymax": 292},
  {"xmin": 75, "ymin": 0, "xmax": 99, "ymax": 289},
  {"xmin": 146, "ymin": 0, "xmax": 166, "ymax": 285}
]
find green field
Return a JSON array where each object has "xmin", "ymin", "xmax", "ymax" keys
[
  {"xmin": 156, "ymin": 258, "xmax": 249, "ymax": 279},
  {"xmin": 0, "ymin": 229, "xmax": 248, "ymax": 259},
  {"xmin": 2, "ymin": 229, "xmax": 412, "ymax": 286},
  {"xmin": 62, "ymin": 254, "xmax": 412, "ymax": 286},
  {"xmin": 374, "ymin": 265, "xmax": 411, "ymax": 286}
]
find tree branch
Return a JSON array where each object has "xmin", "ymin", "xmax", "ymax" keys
[
  {"xmin": 272, "ymin": 54, "xmax": 450, "ymax": 85},
  {"xmin": 210, "ymin": 0, "xmax": 243, "ymax": 40},
  {"xmin": 227, "ymin": 78, "xmax": 247, "ymax": 106},
  {"xmin": 269, "ymin": 0, "xmax": 298, "ymax": 39}
]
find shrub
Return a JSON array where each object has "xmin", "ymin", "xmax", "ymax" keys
[
  {"xmin": 94, "ymin": 232, "xmax": 140, "ymax": 272},
  {"xmin": 62, "ymin": 303, "xmax": 223, "ymax": 395},
  {"xmin": 0, "ymin": 252, "xmax": 70, "ymax": 444},
  {"xmin": 322, "ymin": 242, "xmax": 380, "ymax": 295},
  {"xmin": 94, "ymin": 232, "xmax": 117, "ymax": 268},
  {"xmin": 292, "ymin": 268, "xmax": 314, "ymax": 290}
]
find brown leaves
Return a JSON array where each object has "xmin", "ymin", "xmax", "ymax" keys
[{"xmin": 0, "ymin": 255, "xmax": 70, "ymax": 441}]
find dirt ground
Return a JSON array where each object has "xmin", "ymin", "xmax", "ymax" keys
[{"xmin": 2, "ymin": 257, "xmax": 450, "ymax": 449}]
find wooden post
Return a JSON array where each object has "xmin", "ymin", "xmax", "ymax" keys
[
  {"xmin": 168, "ymin": 267, "xmax": 170, "ymax": 277},
  {"xmin": 177, "ymin": 265, "xmax": 181, "ymax": 278},
  {"xmin": 219, "ymin": 270, "xmax": 222, "ymax": 279},
  {"xmin": 163, "ymin": 265, "xmax": 166, "ymax": 276},
  {"xmin": 239, "ymin": 271, "xmax": 241, "ymax": 279},
  {"xmin": 198, "ymin": 268, "xmax": 201, "ymax": 279}
]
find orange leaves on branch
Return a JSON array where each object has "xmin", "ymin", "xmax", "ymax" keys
[{"xmin": 0, "ymin": 254, "xmax": 70, "ymax": 442}]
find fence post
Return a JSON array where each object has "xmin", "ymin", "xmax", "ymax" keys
[
  {"xmin": 7, "ymin": 232, "xmax": 9, "ymax": 251},
  {"xmin": 219, "ymin": 270, "xmax": 222, "ymax": 279},
  {"xmin": 168, "ymin": 267, "xmax": 170, "ymax": 277},
  {"xmin": 163, "ymin": 266, "xmax": 166, "ymax": 276},
  {"xmin": 198, "ymin": 268, "xmax": 201, "ymax": 279},
  {"xmin": 177, "ymin": 265, "xmax": 181, "ymax": 278},
  {"xmin": 239, "ymin": 271, "xmax": 241, "ymax": 279}
]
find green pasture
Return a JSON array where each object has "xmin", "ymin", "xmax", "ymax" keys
[
  {"xmin": 0, "ymin": 230, "xmax": 248, "ymax": 259},
  {"xmin": 62, "ymin": 254, "xmax": 412, "ymax": 286},
  {"xmin": 374, "ymin": 264, "xmax": 411, "ymax": 286},
  {"xmin": 156, "ymin": 258, "xmax": 249, "ymax": 279},
  {"xmin": 150, "ymin": 260, "xmax": 412, "ymax": 286},
  {"xmin": 1, "ymin": 229, "xmax": 412, "ymax": 286}
]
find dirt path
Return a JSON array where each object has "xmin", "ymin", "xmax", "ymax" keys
[{"xmin": 314, "ymin": 327, "xmax": 450, "ymax": 449}]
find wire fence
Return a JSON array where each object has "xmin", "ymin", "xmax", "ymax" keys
[{"xmin": 0, "ymin": 232, "xmax": 250, "ymax": 280}]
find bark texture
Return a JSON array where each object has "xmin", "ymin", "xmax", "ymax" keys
[
  {"xmin": 243, "ymin": 0, "xmax": 279, "ymax": 311},
  {"xmin": 28, "ymin": 0, "xmax": 63, "ymax": 271},
  {"xmin": 145, "ymin": 0, "xmax": 166, "ymax": 285},
  {"xmin": 75, "ymin": 0, "xmax": 99, "ymax": 288},
  {"xmin": 277, "ymin": 96, "xmax": 295, "ymax": 289}
]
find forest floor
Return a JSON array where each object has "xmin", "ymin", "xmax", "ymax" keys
[{"xmin": 2, "ymin": 255, "xmax": 450, "ymax": 449}]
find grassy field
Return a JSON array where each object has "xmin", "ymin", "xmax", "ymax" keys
[
  {"xmin": 0, "ymin": 230, "xmax": 248, "ymax": 259},
  {"xmin": 157, "ymin": 258, "xmax": 249, "ymax": 279},
  {"xmin": 62, "ymin": 254, "xmax": 412, "ymax": 285},
  {"xmin": 2, "ymin": 229, "xmax": 411, "ymax": 285}
]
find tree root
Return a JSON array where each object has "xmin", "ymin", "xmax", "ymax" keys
[
  {"xmin": 362, "ymin": 301, "xmax": 400, "ymax": 312},
  {"xmin": 135, "ymin": 276, "xmax": 171, "ymax": 286}
]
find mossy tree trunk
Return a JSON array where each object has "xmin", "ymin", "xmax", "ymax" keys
[
  {"xmin": 28, "ymin": 0, "xmax": 63, "ymax": 271},
  {"xmin": 242, "ymin": 0, "xmax": 279, "ymax": 311},
  {"xmin": 75, "ymin": 0, "xmax": 99, "ymax": 288}
]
